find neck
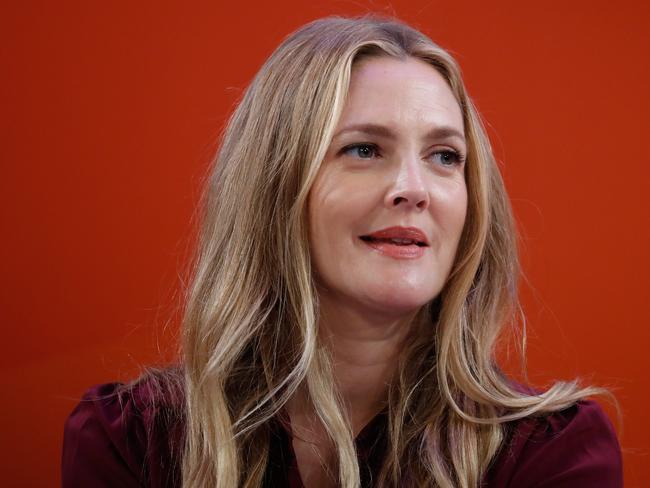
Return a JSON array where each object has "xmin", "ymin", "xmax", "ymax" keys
[
  {"xmin": 284, "ymin": 291, "xmax": 422, "ymax": 487},
  {"xmin": 316, "ymin": 290, "xmax": 419, "ymax": 434}
]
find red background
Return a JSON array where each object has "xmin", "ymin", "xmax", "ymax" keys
[{"xmin": 2, "ymin": 1, "xmax": 648, "ymax": 485}]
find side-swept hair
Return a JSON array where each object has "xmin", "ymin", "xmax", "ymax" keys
[{"xmin": 179, "ymin": 15, "xmax": 609, "ymax": 487}]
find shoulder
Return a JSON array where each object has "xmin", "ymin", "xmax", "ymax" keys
[
  {"xmin": 62, "ymin": 369, "xmax": 185, "ymax": 488},
  {"xmin": 484, "ymin": 399, "xmax": 623, "ymax": 487}
]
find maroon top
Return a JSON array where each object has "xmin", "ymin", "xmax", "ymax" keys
[{"xmin": 62, "ymin": 381, "xmax": 623, "ymax": 487}]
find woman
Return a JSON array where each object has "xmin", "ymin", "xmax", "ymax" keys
[{"xmin": 62, "ymin": 15, "xmax": 622, "ymax": 487}]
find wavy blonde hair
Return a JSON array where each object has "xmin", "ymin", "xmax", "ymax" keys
[{"xmin": 178, "ymin": 15, "xmax": 608, "ymax": 487}]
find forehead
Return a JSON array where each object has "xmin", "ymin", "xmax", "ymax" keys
[{"xmin": 338, "ymin": 56, "xmax": 464, "ymax": 135}]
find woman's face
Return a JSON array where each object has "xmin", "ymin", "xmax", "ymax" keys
[{"xmin": 308, "ymin": 56, "xmax": 468, "ymax": 318}]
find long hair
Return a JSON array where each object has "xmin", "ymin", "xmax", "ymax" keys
[{"xmin": 178, "ymin": 15, "xmax": 608, "ymax": 487}]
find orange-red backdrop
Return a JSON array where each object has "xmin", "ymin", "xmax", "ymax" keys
[{"xmin": 2, "ymin": 1, "xmax": 648, "ymax": 486}]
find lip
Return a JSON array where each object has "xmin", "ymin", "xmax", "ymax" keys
[
  {"xmin": 358, "ymin": 226, "xmax": 429, "ymax": 260},
  {"xmin": 362, "ymin": 226, "xmax": 429, "ymax": 246}
]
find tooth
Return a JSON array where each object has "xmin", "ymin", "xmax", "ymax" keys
[{"xmin": 390, "ymin": 238, "xmax": 413, "ymax": 244}]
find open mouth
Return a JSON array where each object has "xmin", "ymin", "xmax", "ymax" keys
[{"xmin": 359, "ymin": 235, "xmax": 428, "ymax": 247}]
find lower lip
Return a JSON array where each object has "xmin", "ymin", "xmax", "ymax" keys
[{"xmin": 361, "ymin": 239, "xmax": 426, "ymax": 259}]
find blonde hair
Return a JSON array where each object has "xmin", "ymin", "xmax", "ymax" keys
[{"xmin": 178, "ymin": 15, "xmax": 609, "ymax": 487}]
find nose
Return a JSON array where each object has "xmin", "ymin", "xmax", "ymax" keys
[{"xmin": 384, "ymin": 156, "xmax": 430, "ymax": 211}]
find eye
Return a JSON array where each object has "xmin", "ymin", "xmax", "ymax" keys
[
  {"xmin": 430, "ymin": 149, "xmax": 465, "ymax": 167},
  {"xmin": 341, "ymin": 143, "xmax": 379, "ymax": 160}
]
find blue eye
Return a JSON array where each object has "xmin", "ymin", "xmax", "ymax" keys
[
  {"xmin": 342, "ymin": 143, "xmax": 378, "ymax": 159},
  {"xmin": 340, "ymin": 144, "xmax": 464, "ymax": 166},
  {"xmin": 431, "ymin": 150, "xmax": 464, "ymax": 166}
]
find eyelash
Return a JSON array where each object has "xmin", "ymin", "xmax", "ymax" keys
[{"xmin": 341, "ymin": 143, "xmax": 465, "ymax": 167}]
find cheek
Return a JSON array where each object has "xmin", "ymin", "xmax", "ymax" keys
[
  {"xmin": 436, "ymin": 179, "xmax": 468, "ymax": 242},
  {"xmin": 307, "ymin": 181, "xmax": 347, "ymax": 277},
  {"xmin": 309, "ymin": 172, "xmax": 380, "ymax": 239},
  {"xmin": 307, "ymin": 176, "xmax": 379, "ymax": 284}
]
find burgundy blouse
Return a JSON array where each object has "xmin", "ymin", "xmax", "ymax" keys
[{"xmin": 62, "ymin": 381, "xmax": 623, "ymax": 487}]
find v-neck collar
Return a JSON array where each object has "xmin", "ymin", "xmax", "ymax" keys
[{"xmin": 268, "ymin": 410, "xmax": 389, "ymax": 487}]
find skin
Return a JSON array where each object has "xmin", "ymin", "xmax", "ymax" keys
[{"xmin": 289, "ymin": 55, "xmax": 468, "ymax": 487}]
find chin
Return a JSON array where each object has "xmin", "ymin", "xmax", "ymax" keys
[{"xmin": 363, "ymin": 284, "xmax": 439, "ymax": 317}]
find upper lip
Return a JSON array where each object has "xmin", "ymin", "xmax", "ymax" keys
[{"xmin": 361, "ymin": 226, "xmax": 430, "ymax": 246}]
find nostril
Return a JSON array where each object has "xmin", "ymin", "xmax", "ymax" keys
[{"xmin": 389, "ymin": 191, "xmax": 429, "ymax": 208}]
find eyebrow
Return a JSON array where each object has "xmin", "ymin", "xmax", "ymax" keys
[{"xmin": 332, "ymin": 123, "xmax": 466, "ymax": 143}]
